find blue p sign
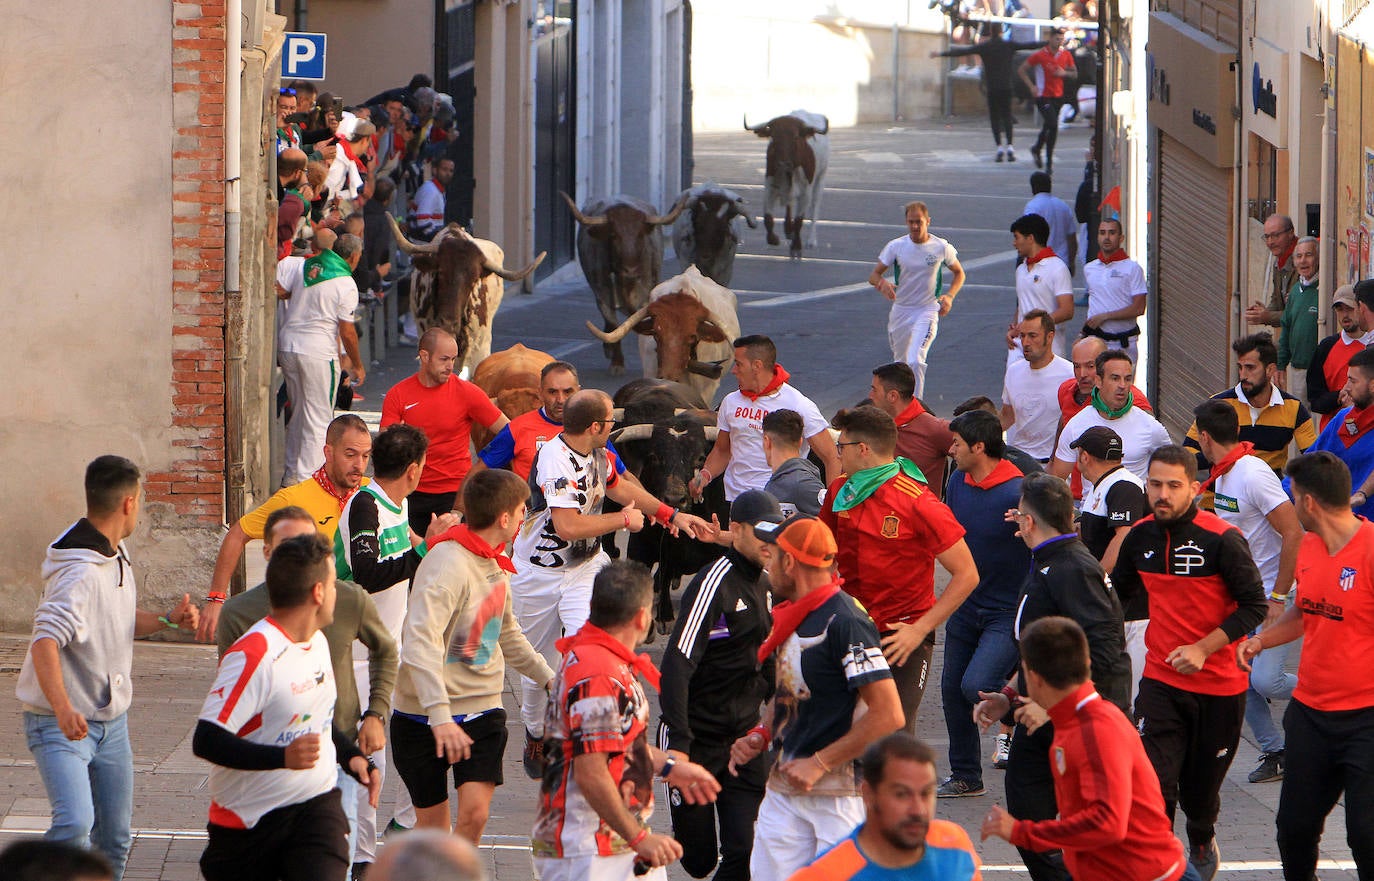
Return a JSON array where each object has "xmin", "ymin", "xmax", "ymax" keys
[{"xmin": 282, "ymin": 33, "xmax": 327, "ymax": 81}]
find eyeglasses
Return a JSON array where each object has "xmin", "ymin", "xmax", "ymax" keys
[
  {"xmin": 835, "ymin": 441, "xmax": 864, "ymax": 449},
  {"xmin": 279, "ymin": 87, "xmax": 297, "ymax": 96}
]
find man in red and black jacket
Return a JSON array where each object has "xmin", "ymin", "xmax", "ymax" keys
[{"xmin": 1111, "ymin": 444, "xmax": 1266, "ymax": 881}]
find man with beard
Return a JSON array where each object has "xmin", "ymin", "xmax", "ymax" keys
[
  {"xmin": 1110, "ymin": 446, "xmax": 1267, "ymax": 881},
  {"xmin": 1002, "ymin": 310, "xmax": 1073, "ymax": 463},
  {"xmin": 1293, "ymin": 346, "xmax": 1374, "ymax": 519},
  {"xmin": 381, "ymin": 329, "xmax": 509, "ymax": 532},
  {"xmin": 786, "ymin": 734, "xmax": 980, "ymax": 880},
  {"xmin": 1184, "ymin": 334, "xmax": 1317, "ymax": 479},
  {"xmin": 1307, "ymin": 285, "xmax": 1366, "ymax": 431},
  {"xmin": 1050, "ymin": 351, "xmax": 1171, "ymax": 485}
]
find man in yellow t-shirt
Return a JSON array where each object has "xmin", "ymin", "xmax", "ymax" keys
[{"xmin": 196, "ymin": 414, "xmax": 373, "ymax": 641}]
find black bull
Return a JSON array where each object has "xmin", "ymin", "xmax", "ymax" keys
[{"xmin": 609, "ymin": 380, "xmax": 728, "ymax": 633}]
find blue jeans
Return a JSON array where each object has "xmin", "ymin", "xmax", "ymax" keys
[
  {"xmin": 1244, "ymin": 627, "xmax": 1299, "ymax": 754},
  {"xmin": 337, "ymin": 768, "xmax": 361, "ymax": 864},
  {"xmin": 941, "ymin": 605, "xmax": 1020, "ymax": 783},
  {"xmin": 24, "ymin": 711, "xmax": 133, "ymax": 881}
]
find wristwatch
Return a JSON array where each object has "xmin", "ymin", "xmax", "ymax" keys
[
  {"xmin": 361, "ymin": 710, "xmax": 385, "ymax": 722},
  {"xmin": 657, "ymin": 756, "xmax": 677, "ymax": 779}
]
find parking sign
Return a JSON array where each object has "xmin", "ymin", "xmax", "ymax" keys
[{"xmin": 282, "ymin": 32, "xmax": 326, "ymax": 81}]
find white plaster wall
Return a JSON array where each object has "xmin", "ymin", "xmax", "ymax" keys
[
  {"xmin": 0, "ymin": 2, "xmax": 176, "ymax": 626},
  {"xmin": 290, "ymin": 0, "xmax": 434, "ymax": 103}
]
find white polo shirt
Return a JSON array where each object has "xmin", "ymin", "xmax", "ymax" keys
[
  {"xmin": 1014, "ymin": 254, "xmax": 1073, "ymax": 358},
  {"xmin": 878, "ymin": 234, "xmax": 959, "ymax": 310},
  {"xmin": 1083, "ymin": 256, "xmax": 1147, "ymax": 337}
]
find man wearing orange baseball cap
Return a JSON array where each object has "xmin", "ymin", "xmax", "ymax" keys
[{"xmin": 728, "ymin": 514, "xmax": 905, "ymax": 881}]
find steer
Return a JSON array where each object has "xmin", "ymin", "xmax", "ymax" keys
[
  {"xmin": 744, "ymin": 109, "xmax": 830, "ymax": 259},
  {"xmin": 388, "ymin": 215, "xmax": 545, "ymax": 376},
  {"xmin": 470, "ymin": 343, "xmax": 554, "ymax": 450},
  {"xmin": 610, "ymin": 379, "xmax": 726, "ymax": 634},
  {"xmin": 586, "ymin": 265, "xmax": 739, "ymax": 406},
  {"xmin": 562, "ymin": 192, "xmax": 686, "ymax": 374},
  {"xmin": 670, "ymin": 183, "xmax": 756, "ymax": 286}
]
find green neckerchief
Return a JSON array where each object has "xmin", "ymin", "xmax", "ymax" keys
[
  {"xmin": 303, "ymin": 249, "xmax": 353, "ymax": 287},
  {"xmin": 1090, "ymin": 387, "xmax": 1133, "ymax": 419},
  {"xmin": 831, "ymin": 457, "xmax": 927, "ymax": 512}
]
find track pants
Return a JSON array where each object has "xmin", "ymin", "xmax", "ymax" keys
[
  {"xmin": 987, "ymin": 88, "xmax": 1015, "ymax": 145},
  {"xmin": 1277, "ymin": 700, "xmax": 1374, "ymax": 881},
  {"xmin": 1004, "ymin": 721, "xmax": 1070, "ymax": 881},
  {"xmin": 512, "ymin": 553, "xmax": 605, "ymax": 737},
  {"xmin": 884, "ymin": 628, "xmax": 936, "ymax": 735},
  {"xmin": 280, "ymin": 352, "xmax": 338, "ymax": 485},
  {"xmin": 1135, "ymin": 677, "xmax": 1245, "ymax": 850},
  {"xmin": 1030, "ymin": 98, "xmax": 1063, "ymax": 168},
  {"xmin": 668, "ymin": 746, "xmax": 767, "ymax": 881},
  {"xmin": 888, "ymin": 306, "xmax": 940, "ymax": 399}
]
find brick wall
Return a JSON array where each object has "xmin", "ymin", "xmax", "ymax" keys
[{"xmin": 151, "ymin": 0, "xmax": 228, "ymax": 525}]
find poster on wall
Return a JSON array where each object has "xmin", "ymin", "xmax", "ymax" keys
[{"xmin": 1365, "ymin": 148, "xmax": 1374, "ymax": 223}]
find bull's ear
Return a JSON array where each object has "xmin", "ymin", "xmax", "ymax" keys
[
  {"xmin": 633, "ymin": 316, "xmax": 656, "ymax": 335},
  {"xmin": 697, "ymin": 320, "xmax": 728, "ymax": 343}
]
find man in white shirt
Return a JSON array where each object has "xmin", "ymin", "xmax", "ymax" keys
[
  {"xmin": 279, "ymin": 235, "xmax": 365, "ymax": 486},
  {"xmin": 1082, "ymin": 218, "xmax": 1148, "ymax": 363},
  {"xmin": 867, "ymin": 201, "xmax": 967, "ymax": 398},
  {"xmin": 1002, "ymin": 310, "xmax": 1074, "ymax": 461},
  {"xmin": 412, "ymin": 158, "xmax": 453, "ymax": 240},
  {"xmin": 1193, "ymin": 400, "xmax": 1303, "ymax": 786},
  {"xmin": 1050, "ymin": 350, "xmax": 1172, "ymax": 484},
  {"xmin": 1008, "ymin": 213, "xmax": 1074, "ymax": 366},
  {"xmin": 1022, "ymin": 172, "xmax": 1077, "ymax": 274},
  {"xmin": 691, "ymin": 335, "xmax": 841, "ymax": 502}
]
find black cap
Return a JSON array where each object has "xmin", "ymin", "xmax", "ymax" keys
[
  {"xmin": 1069, "ymin": 425, "xmax": 1124, "ymax": 461},
  {"xmin": 730, "ymin": 490, "xmax": 784, "ymax": 526}
]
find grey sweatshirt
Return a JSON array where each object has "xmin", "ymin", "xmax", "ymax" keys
[
  {"xmin": 765, "ymin": 457, "xmax": 827, "ymax": 517},
  {"xmin": 17, "ymin": 519, "xmax": 137, "ymax": 721}
]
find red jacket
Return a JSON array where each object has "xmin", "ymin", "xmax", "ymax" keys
[{"xmin": 1011, "ymin": 682, "xmax": 1188, "ymax": 881}]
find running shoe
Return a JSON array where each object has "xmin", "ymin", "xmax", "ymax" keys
[
  {"xmin": 936, "ymin": 777, "xmax": 986, "ymax": 798},
  {"xmin": 1248, "ymin": 750, "xmax": 1284, "ymax": 783},
  {"xmin": 523, "ymin": 729, "xmax": 547, "ymax": 780},
  {"xmin": 1007, "ymin": 146, "xmax": 1017, "ymax": 162},
  {"xmin": 992, "ymin": 733, "xmax": 1012, "ymax": 769},
  {"xmin": 1190, "ymin": 840, "xmax": 1220, "ymax": 881},
  {"xmin": 1031, "ymin": 146, "xmax": 1043, "ymax": 168}
]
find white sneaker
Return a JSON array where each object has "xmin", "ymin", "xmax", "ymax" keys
[
  {"xmin": 995, "ymin": 147, "xmax": 1005, "ymax": 163},
  {"xmin": 1006, "ymin": 146, "xmax": 1017, "ymax": 162},
  {"xmin": 992, "ymin": 732, "xmax": 1012, "ymax": 768}
]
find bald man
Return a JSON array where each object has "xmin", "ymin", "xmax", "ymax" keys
[
  {"xmin": 381, "ymin": 329, "xmax": 509, "ymax": 533},
  {"xmin": 371, "ymin": 830, "xmax": 484, "ymax": 881}
]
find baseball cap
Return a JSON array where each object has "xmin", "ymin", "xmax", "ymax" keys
[
  {"xmin": 730, "ymin": 490, "xmax": 785, "ymax": 526},
  {"xmin": 1334, "ymin": 284, "xmax": 1358, "ymax": 309},
  {"xmin": 753, "ymin": 514, "xmax": 837, "ymax": 568},
  {"xmin": 1069, "ymin": 425, "xmax": 1124, "ymax": 462}
]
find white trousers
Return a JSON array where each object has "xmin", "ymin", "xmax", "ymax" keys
[
  {"xmin": 280, "ymin": 351, "xmax": 337, "ymax": 485},
  {"xmin": 888, "ymin": 306, "xmax": 940, "ymax": 399},
  {"xmin": 1125, "ymin": 618, "xmax": 1149, "ymax": 712},
  {"xmin": 351, "ymin": 658, "xmax": 415, "ymax": 862},
  {"xmin": 535, "ymin": 853, "xmax": 666, "ymax": 881},
  {"xmin": 512, "ymin": 554, "xmax": 605, "ymax": 737},
  {"xmin": 749, "ymin": 788, "xmax": 865, "ymax": 881}
]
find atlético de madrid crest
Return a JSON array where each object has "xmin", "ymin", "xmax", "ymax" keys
[
  {"xmin": 1053, "ymin": 746, "xmax": 1066, "ymax": 775},
  {"xmin": 1341, "ymin": 566, "xmax": 1358, "ymax": 592},
  {"xmin": 881, "ymin": 515, "xmax": 900, "ymax": 538}
]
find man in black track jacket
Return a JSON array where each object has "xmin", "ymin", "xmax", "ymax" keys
[{"xmin": 658, "ymin": 490, "xmax": 780, "ymax": 881}]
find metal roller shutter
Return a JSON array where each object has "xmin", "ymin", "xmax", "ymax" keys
[{"xmin": 1154, "ymin": 134, "xmax": 1233, "ymax": 438}]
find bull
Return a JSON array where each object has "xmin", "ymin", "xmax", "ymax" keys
[
  {"xmin": 586, "ymin": 265, "xmax": 739, "ymax": 407},
  {"xmin": 470, "ymin": 343, "xmax": 554, "ymax": 450},
  {"xmin": 744, "ymin": 110, "xmax": 830, "ymax": 259},
  {"xmin": 561, "ymin": 192, "xmax": 686, "ymax": 374},
  {"xmin": 609, "ymin": 379, "xmax": 727, "ymax": 634},
  {"xmin": 670, "ymin": 183, "xmax": 756, "ymax": 286},
  {"xmin": 388, "ymin": 215, "xmax": 546, "ymax": 375}
]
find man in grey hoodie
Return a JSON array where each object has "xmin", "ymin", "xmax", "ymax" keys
[
  {"xmin": 762, "ymin": 409, "xmax": 827, "ymax": 517},
  {"xmin": 16, "ymin": 456, "xmax": 199, "ymax": 880}
]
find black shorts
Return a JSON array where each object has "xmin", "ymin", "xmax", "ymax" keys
[{"xmin": 390, "ymin": 709, "xmax": 508, "ymax": 808}]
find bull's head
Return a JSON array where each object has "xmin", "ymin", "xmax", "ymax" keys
[
  {"xmin": 690, "ymin": 192, "xmax": 756, "ymax": 253},
  {"xmin": 744, "ymin": 114, "xmax": 828, "ymax": 185},
  {"xmin": 561, "ymin": 192, "xmax": 686, "ymax": 284},
  {"xmin": 586, "ymin": 292, "xmax": 729, "ymax": 381},
  {"xmin": 610, "ymin": 416, "xmax": 720, "ymax": 507},
  {"xmin": 387, "ymin": 214, "xmax": 546, "ymax": 283}
]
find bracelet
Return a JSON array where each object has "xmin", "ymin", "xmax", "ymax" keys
[
  {"xmin": 623, "ymin": 511, "xmax": 632, "ymax": 530},
  {"xmin": 1000, "ymin": 685, "xmax": 1024, "ymax": 708},
  {"xmin": 1268, "ymin": 593, "xmax": 1289, "ymax": 603},
  {"xmin": 812, "ymin": 753, "xmax": 832, "ymax": 773},
  {"xmin": 158, "ymin": 615, "xmax": 180, "ymax": 630},
  {"xmin": 748, "ymin": 724, "xmax": 772, "ymax": 750},
  {"xmin": 628, "ymin": 828, "xmax": 649, "ymax": 849},
  {"xmin": 698, "ymin": 467, "xmax": 712, "ymax": 484},
  {"xmin": 206, "ymin": 591, "xmax": 226, "ymax": 605},
  {"xmin": 655, "ymin": 503, "xmax": 675, "ymax": 526}
]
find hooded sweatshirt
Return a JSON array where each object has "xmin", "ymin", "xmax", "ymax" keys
[{"xmin": 17, "ymin": 519, "xmax": 137, "ymax": 720}]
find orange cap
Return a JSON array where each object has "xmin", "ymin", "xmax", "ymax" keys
[{"xmin": 753, "ymin": 515, "xmax": 838, "ymax": 568}]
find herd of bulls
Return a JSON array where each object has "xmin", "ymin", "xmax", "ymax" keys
[{"xmin": 384, "ymin": 110, "xmax": 831, "ymax": 628}]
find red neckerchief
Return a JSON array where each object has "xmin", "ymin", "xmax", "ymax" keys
[
  {"xmin": 1342, "ymin": 406, "xmax": 1374, "ymax": 449},
  {"xmin": 894, "ymin": 397, "xmax": 927, "ymax": 426},
  {"xmin": 1200, "ymin": 441, "xmax": 1255, "ymax": 492},
  {"xmin": 757, "ymin": 579, "xmax": 843, "ymax": 663},
  {"xmin": 964, "ymin": 457, "xmax": 1024, "ymax": 489},
  {"xmin": 337, "ymin": 137, "xmax": 365, "ymax": 173},
  {"xmin": 312, "ymin": 466, "xmax": 357, "ymax": 511},
  {"xmin": 739, "ymin": 364, "xmax": 791, "ymax": 402},
  {"xmin": 1097, "ymin": 248, "xmax": 1130, "ymax": 264},
  {"xmin": 433, "ymin": 179, "xmax": 446, "ymax": 194},
  {"xmin": 1276, "ymin": 240, "xmax": 1296, "ymax": 270},
  {"xmin": 428, "ymin": 525, "xmax": 516, "ymax": 573},
  {"xmin": 556, "ymin": 623, "xmax": 661, "ymax": 691},
  {"xmin": 1025, "ymin": 247, "xmax": 1058, "ymax": 270}
]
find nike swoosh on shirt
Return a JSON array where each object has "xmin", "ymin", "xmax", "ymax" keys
[{"xmin": 404, "ymin": 402, "xmax": 420, "ymax": 410}]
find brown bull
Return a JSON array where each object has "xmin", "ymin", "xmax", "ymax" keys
[
  {"xmin": 470, "ymin": 343, "xmax": 554, "ymax": 451},
  {"xmin": 561, "ymin": 192, "xmax": 686, "ymax": 373},
  {"xmin": 388, "ymin": 215, "xmax": 545, "ymax": 375}
]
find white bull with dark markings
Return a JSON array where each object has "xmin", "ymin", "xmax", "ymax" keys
[{"xmin": 745, "ymin": 109, "xmax": 830, "ymax": 259}]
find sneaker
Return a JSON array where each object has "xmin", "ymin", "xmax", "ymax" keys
[
  {"xmin": 1031, "ymin": 146, "xmax": 1043, "ymax": 168},
  {"xmin": 992, "ymin": 733, "xmax": 1012, "ymax": 769},
  {"xmin": 523, "ymin": 729, "xmax": 546, "ymax": 780},
  {"xmin": 995, "ymin": 147, "xmax": 1005, "ymax": 163},
  {"xmin": 1248, "ymin": 750, "xmax": 1284, "ymax": 783},
  {"xmin": 1190, "ymin": 840, "xmax": 1221, "ymax": 881},
  {"xmin": 1006, "ymin": 146, "xmax": 1017, "ymax": 162},
  {"xmin": 383, "ymin": 818, "xmax": 410, "ymax": 837},
  {"xmin": 936, "ymin": 777, "xmax": 986, "ymax": 798}
]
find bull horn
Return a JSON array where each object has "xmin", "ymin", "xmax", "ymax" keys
[
  {"xmin": 647, "ymin": 196, "xmax": 688, "ymax": 227},
  {"xmin": 585, "ymin": 304, "xmax": 652, "ymax": 344},
  {"xmin": 560, "ymin": 191, "xmax": 607, "ymax": 227},
  {"xmin": 743, "ymin": 114, "xmax": 765, "ymax": 133},
  {"xmin": 815, "ymin": 117, "xmax": 830, "ymax": 135},
  {"xmin": 611, "ymin": 408, "xmax": 625, "ymax": 422},
  {"xmin": 483, "ymin": 250, "xmax": 547, "ymax": 281},
  {"xmin": 609, "ymin": 423, "xmax": 655, "ymax": 444},
  {"xmin": 687, "ymin": 359, "xmax": 726, "ymax": 379},
  {"xmin": 387, "ymin": 213, "xmax": 439, "ymax": 255},
  {"xmin": 736, "ymin": 200, "xmax": 759, "ymax": 228}
]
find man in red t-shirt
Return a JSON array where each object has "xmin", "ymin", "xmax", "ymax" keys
[
  {"xmin": 1239, "ymin": 451, "xmax": 1374, "ymax": 881},
  {"xmin": 1056, "ymin": 336, "xmax": 1152, "ymax": 498},
  {"xmin": 820, "ymin": 406, "xmax": 978, "ymax": 733},
  {"xmin": 868, "ymin": 362, "xmax": 954, "ymax": 499},
  {"xmin": 381, "ymin": 329, "xmax": 508, "ymax": 533},
  {"xmin": 1017, "ymin": 28, "xmax": 1076, "ymax": 174}
]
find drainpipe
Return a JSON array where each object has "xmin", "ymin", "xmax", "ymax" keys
[
  {"xmin": 1317, "ymin": 0, "xmax": 1335, "ymax": 329},
  {"xmin": 225, "ymin": 0, "xmax": 246, "ymax": 552}
]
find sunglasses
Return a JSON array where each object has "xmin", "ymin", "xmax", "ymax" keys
[{"xmin": 279, "ymin": 87, "xmax": 297, "ymax": 96}]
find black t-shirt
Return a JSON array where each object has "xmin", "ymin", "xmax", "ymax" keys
[{"xmin": 1080, "ymin": 466, "xmax": 1147, "ymax": 560}]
